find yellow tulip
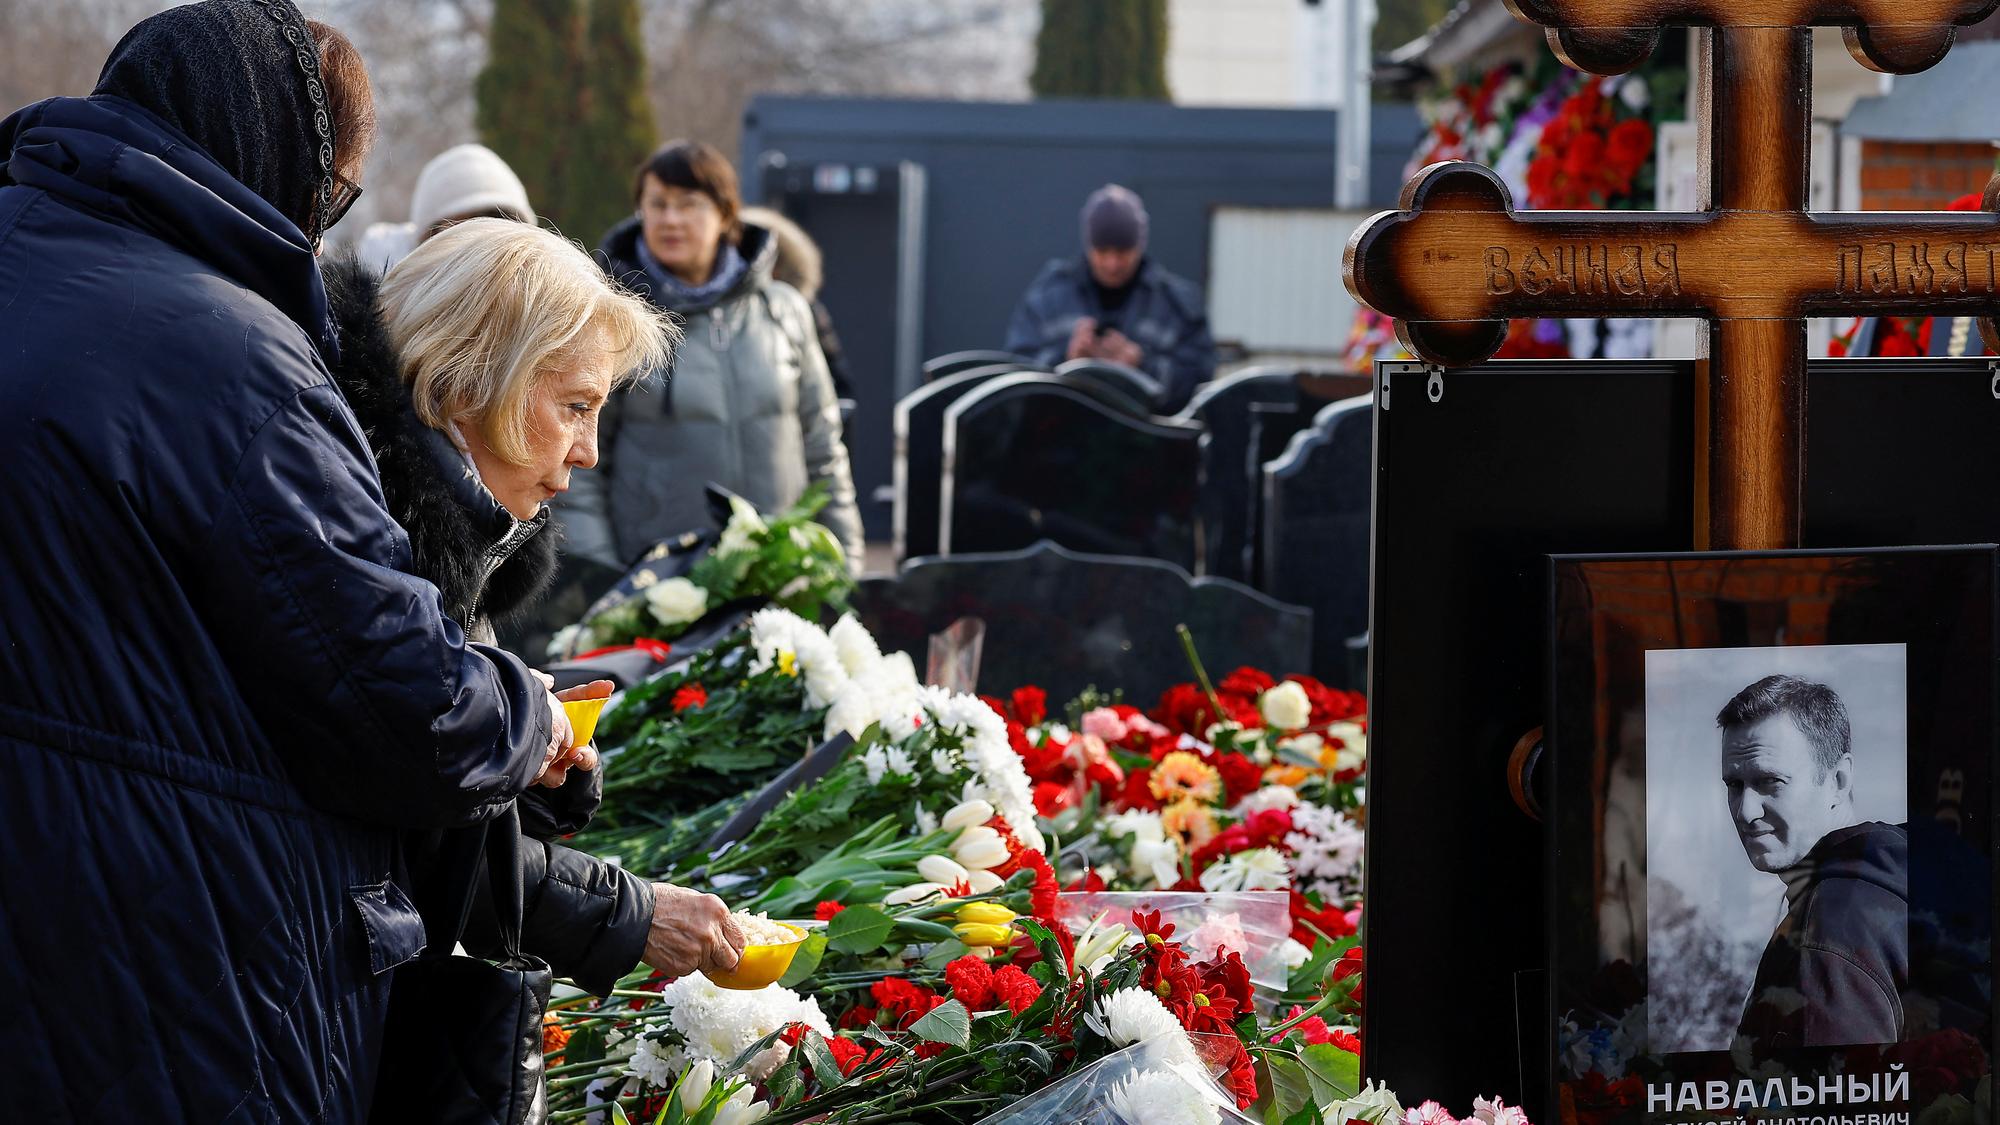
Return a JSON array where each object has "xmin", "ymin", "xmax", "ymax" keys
[
  {"xmin": 954, "ymin": 901, "xmax": 1017, "ymax": 927},
  {"xmin": 953, "ymin": 922, "xmax": 1015, "ymax": 947}
]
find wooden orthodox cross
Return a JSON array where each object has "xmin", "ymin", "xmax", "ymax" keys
[{"xmin": 1344, "ymin": 0, "xmax": 2000, "ymax": 550}]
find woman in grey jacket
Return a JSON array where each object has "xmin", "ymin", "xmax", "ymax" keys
[{"xmin": 560, "ymin": 141, "xmax": 865, "ymax": 574}]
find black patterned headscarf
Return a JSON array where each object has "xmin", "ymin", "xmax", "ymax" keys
[{"xmin": 93, "ymin": 0, "xmax": 340, "ymax": 246}]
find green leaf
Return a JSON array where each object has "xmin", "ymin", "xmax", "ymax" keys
[
  {"xmin": 1300, "ymin": 1042, "xmax": 1362, "ymax": 1103},
  {"xmin": 801, "ymin": 1031, "xmax": 848, "ymax": 1090},
  {"xmin": 907, "ymin": 999, "xmax": 972, "ymax": 1048},
  {"xmin": 777, "ymin": 932, "xmax": 827, "ymax": 988},
  {"xmin": 1264, "ymin": 1053, "xmax": 1317, "ymax": 1125},
  {"xmin": 609, "ymin": 1105, "xmax": 633, "ymax": 1125},
  {"xmin": 826, "ymin": 904, "xmax": 897, "ymax": 955},
  {"xmin": 766, "ymin": 1057, "xmax": 806, "ymax": 1109},
  {"xmin": 922, "ymin": 938, "xmax": 972, "ymax": 969}
]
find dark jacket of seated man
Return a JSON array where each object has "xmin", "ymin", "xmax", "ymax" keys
[{"xmin": 1736, "ymin": 820, "xmax": 1908, "ymax": 1049}]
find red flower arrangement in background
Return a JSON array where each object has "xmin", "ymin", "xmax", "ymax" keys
[{"xmin": 1526, "ymin": 82, "xmax": 1653, "ymax": 210}]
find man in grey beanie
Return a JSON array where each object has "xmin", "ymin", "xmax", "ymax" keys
[{"xmin": 1003, "ymin": 183, "xmax": 1217, "ymax": 411}]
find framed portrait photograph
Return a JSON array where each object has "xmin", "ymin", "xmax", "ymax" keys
[{"xmin": 1546, "ymin": 548, "xmax": 1997, "ymax": 1125}]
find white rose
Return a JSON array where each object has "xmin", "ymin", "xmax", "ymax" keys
[
  {"xmin": 1259, "ymin": 680, "xmax": 1312, "ymax": 731},
  {"xmin": 643, "ymin": 576, "xmax": 708, "ymax": 628}
]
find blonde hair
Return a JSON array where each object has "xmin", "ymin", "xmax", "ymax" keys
[
  {"xmin": 742, "ymin": 206, "xmax": 822, "ymax": 300},
  {"xmin": 377, "ymin": 218, "xmax": 677, "ymax": 465}
]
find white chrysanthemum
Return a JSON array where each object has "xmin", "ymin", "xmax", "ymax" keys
[
  {"xmin": 827, "ymin": 614, "xmax": 883, "ymax": 677},
  {"xmin": 1104, "ymin": 808, "xmax": 1167, "ymax": 843},
  {"xmin": 1198, "ymin": 846, "xmax": 1290, "ymax": 893},
  {"xmin": 1106, "ymin": 1069, "xmax": 1223, "ymax": 1125},
  {"xmin": 1100, "ymin": 989, "xmax": 1200, "ymax": 1068},
  {"xmin": 930, "ymin": 747, "xmax": 962, "ymax": 775},
  {"xmin": 825, "ymin": 682, "xmax": 877, "ymax": 740},
  {"xmin": 916, "ymin": 687, "xmax": 1045, "ymax": 853},
  {"xmin": 1130, "ymin": 836, "xmax": 1183, "ymax": 889},
  {"xmin": 657, "ymin": 973, "xmax": 830, "ymax": 1083},
  {"xmin": 1286, "ymin": 802, "xmax": 1366, "ymax": 898},
  {"xmin": 884, "ymin": 745, "xmax": 916, "ymax": 777},
  {"xmin": 628, "ymin": 1036, "xmax": 677, "ymax": 1087},
  {"xmin": 1233, "ymin": 785, "xmax": 1301, "ymax": 816},
  {"xmin": 862, "ymin": 745, "xmax": 891, "ymax": 785},
  {"xmin": 748, "ymin": 608, "xmax": 849, "ymax": 707}
]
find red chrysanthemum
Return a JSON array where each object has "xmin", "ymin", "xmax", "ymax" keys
[
  {"xmin": 944, "ymin": 954, "xmax": 996, "ymax": 1010},
  {"xmin": 814, "ymin": 900, "xmax": 846, "ymax": 922},
  {"xmin": 1213, "ymin": 1034, "xmax": 1260, "ymax": 1109},
  {"xmin": 671, "ymin": 683, "xmax": 707, "ymax": 713},
  {"xmin": 992, "ymin": 964, "xmax": 1044, "ymax": 1015}
]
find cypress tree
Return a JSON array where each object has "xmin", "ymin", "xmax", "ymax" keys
[
  {"xmin": 476, "ymin": 0, "xmax": 584, "ymax": 228},
  {"xmin": 1031, "ymin": 0, "xmax": 1170, "ymax": 100},
  {"xmin": 572, "ymin": 0, "xmax": 657, "ymax": 244}
]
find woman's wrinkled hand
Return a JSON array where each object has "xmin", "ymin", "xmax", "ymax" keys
[
  {"xmin": 641, "ymin": 885, "xmax": 745, "ymax": 977},
  {"xmin": 534, "ymin": 679, "xmax": 613, "ymax": 787}
]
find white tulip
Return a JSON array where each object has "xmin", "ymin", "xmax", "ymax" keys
[
  {"xmin": 917, "ymin": 855, "xmax": 972, "ymax": 887},
  {"xmin": 884, "ymin": 882, "xmax": 946, "ymax": 905},
  {"xmin": 712, "ymin": 1086, "xmax": 772, "ymax": 1125},
  {"xmin": 941, "ymin": 799, "xmax": 995, "ymax": 832},
  {"xmin": 954, "ymin": 834, "xmax": 1011, "ymax": 870},
  {"xmin": 677, "ymin": 1058, "xmax": 714, "ymax": 1110},
  {"xmin": 966, "ymin": 870, "xmax": 1004, "ymax": 894}
]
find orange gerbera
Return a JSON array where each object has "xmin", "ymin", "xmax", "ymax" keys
[
  {"xmin": 541, "ymin": 1013, "xmax": 570, "ymax": 1055},
  {"xmin": 1150, "ymin": 751, "xmax": 1222, "ymax": 806},
  {"xmin": 1160, "ymin": 798, "xmax": 1219, "ymax": 850}
]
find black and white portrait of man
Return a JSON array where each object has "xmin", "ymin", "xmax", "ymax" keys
[{"xmin": 1645, "ymin": 645, "xmax": 1908, "ymax": 1054}]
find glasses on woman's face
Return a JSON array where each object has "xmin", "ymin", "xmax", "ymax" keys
[
  {"xmin": 326, "ymin": 172, "xmax": 364, "ymax": 231},
  {"xmin": 638, "ymin": 191, "xmax": 716, "ymax": 223}
]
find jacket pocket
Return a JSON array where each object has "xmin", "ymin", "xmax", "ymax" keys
[{"xmin": 348, "ymin": 880, "xmax": 428, "ymax": 975}]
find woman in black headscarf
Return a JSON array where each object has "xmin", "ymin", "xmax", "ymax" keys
[{"xmin": 0, "ymin": 4, "xmax": 588, "ymax": 1118}]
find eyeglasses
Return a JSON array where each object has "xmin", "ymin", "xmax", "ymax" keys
[{"xmin": 326, "ymin": 172, "xmax": 364, "ymax": 232}]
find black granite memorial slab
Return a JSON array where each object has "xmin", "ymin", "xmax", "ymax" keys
[
  {"xmin": 1260, "ymin": 395, "xmax": 1372, "ymax": 686},
  {"xmin": 940, "ymin": 374, "xmax": 1202, "ymax": 566},
  {"xmin": 851, "ymin": 540, "xmax": 1312, "ymax": 704},
  {"xmin": 1176, "ymin": 367, "xmax": 1301, "ymax": 583}
]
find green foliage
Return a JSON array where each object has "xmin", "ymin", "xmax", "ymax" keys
[
  {"xmin": 825, "ymin": 904, "xmax": 898, "ymax": 955},
  {"xmin": 477, "ymin": 0, "xmax": 655, "ymax": 238},
  {"xmin": 1030, "ymin": 0, "xmax": 1170, "ymax": 100},
  {"xmin": 908, "ymin": 1000, "xmax": 972, "ymax": 1048}
]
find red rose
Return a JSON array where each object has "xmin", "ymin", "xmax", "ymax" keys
[
  {"xmin": 1244, "ymin": 808, "xmax": 1294, "ymax": 849},
  {"xmin": 992, "ymin": 964, "xmax": 1044, "ymax": 1015},
  {"xmin": 671, "ymin": 683, "xmax": 707, "ymax": 713},
  {"xmin": 944, "ymin": 954, "xmax": 996, "ymax": 1010},
  {"xmin": 814, "ymin": 900, "xmax": 846, "ymax": 921},
  {"xmin": 1331, "ymin": 946, "xmax": 1364, "ymax": 1005},
  {"xmin": 1009, "ymin": 685, "xmax": 1048, "ymax": 727}
]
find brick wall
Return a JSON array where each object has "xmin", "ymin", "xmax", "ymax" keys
[{"xmin": 1860, "ymin": 140, "xmax": 1997, "ymax": 210}]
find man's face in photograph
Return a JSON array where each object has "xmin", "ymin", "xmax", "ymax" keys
[{"xmin": 1722, "ymin": 712, "xmax": 1848, "ymax": 872}]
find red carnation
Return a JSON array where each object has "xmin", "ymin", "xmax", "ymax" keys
[
  {"xmin": 825, "ymin": 1034, "xmax": 870, "ymax": 1076},
  {"xmin": 838, "ymin": 1004, "xmax": 878, "ymax": 1030},
  {"xmin": 944, "ymin": 954, "xmax": 996, "ymax": 1010},
  {"xmin": 1217, "ymin": 667, "xmax": 1275, "ymax": 697},
  {"xmin": 1212, "ymin": 751, "xmax": 1262, "ymax": 804},
  {"xmin": 1606, "ymin": 118, "xmax": 1653, "ymax": 176},
  {"xmin": 1244, "ymin": 807, "xmax": 1294, "ymax": 849},
  {"xmin": 1117, "ymin": 768, "xmax": 1161, "ymax": 811},
  {"xmin": 1009, "ymin": 686, "xmax": 1048, "ymax": 727},
  {"xmin": 671, "ymin": 683, "xmax": 707, "ymax": 713},
  {"xmin": 992, "ymin": 964, "xmax": 1044, "ymax": 1015},
  {"xmin": 1330, "ymin": 1027, "xmax": 1361, "ymax": 1054},
  {"xmin": 814, "ymin": 900, "xmax": 846, "ymax": 922},
  {"xmin": 871, "ymin": 977, "xmax": 944, "ymax": 1029},
  {"xmin": 1152, "ymin": 683, "xmax": 1216, "ymax": 737}
]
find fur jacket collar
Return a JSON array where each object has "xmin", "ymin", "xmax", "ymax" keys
[{"xmin": 321, "ymin": 256, "xmax": 557, "ymax": 635}]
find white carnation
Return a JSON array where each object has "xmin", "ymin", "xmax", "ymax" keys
[
  {"xmin": 1198, "ymin": 846, "xmax": 1290, "ymax": 893},
  {"xmin": 1233, "ymin": 785, "xmax": 1300, "ymax": 816}
]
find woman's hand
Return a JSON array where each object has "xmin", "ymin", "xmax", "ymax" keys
[
  {"xmin": 641, "ymin": 885, "xmax": 745, "ymax": 977},
  {"xmin": 536, "ymin": 678, "xmax": 613, "ymax": 785}
]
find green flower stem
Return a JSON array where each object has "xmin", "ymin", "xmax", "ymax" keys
[
  {"xmin": 1264, "ymin": 989, "xmax": 1340, "ymax": 1040},
  {"xmin": 1175, "ymin": 623, "xmax": 1231, "ymax": 728}
]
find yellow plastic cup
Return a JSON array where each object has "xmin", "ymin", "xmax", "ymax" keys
[
  {"xmin": 707, "ymin": 922, "xmax": 809, "ymax": 991},
  {"xmin": 561, "ymin": 696, "xmax": 609, "ymax": 748}
]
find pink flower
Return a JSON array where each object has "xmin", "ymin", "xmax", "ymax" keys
[
  {"xmin": 1473, "ymin": 1097, "xmax": 1531, "ymax": 1125},
  {"xmin": 1406, "ymin": 1102, "xmax": 1458, "ymax": 1125},
  {"xmin": 1081, "ymin": 707, "xmax": 1130, "ymax": 742}
]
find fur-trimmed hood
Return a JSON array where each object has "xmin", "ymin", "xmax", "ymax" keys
[{"xmin": 322, "ymin": 255, "xmax": 558, "ymax": 635}]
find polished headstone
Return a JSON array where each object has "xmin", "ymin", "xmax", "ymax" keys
[
  {"xmin": 895, "ymin": 363, "xmax": 1031, "ymax": 562},
  {"xmin": 943, "ymin": 374, "xmax": 1203, "ymax": 567},
  {"xmin": 1260, "ymin": 395, "xmax": 1372, "ymax": 686},
  {"xmin": 1175, "ymin": 367, "xmax": 1304, "ymax": 582},
  {"xmin": 1055, "ymin": 358, "xmax": 1167, "ymax": 412},
  {"xmin": 921, "ymin": 349, "xmax": 1041, "ymax": 383},
  {"xmin": 852, "ymin": 540, "xmax": 1313, "ymax": 703}
]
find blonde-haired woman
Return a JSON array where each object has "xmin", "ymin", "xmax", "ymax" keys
[{"xmin": 326, "ymin": 218, "xmax": 746, "ymax": 999}]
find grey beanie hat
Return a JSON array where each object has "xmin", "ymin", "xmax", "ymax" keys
[{"xmin": 1080, "ymin": 183, "xmax": 1148, "ymax": 252}]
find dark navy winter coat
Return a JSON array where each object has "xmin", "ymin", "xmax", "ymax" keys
[{"xmin": 0, "ymin": 96, "xmax": 554, "ymax": 1120}]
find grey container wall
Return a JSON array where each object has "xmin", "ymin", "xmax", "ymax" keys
[{"xmin": 739, "ymin": 95, "xmax": 1420, "ymax": 541}]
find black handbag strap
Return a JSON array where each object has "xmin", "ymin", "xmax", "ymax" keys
[{"xmin": 484, "ymin": 802, "xmax": 528, "ymax": 961}]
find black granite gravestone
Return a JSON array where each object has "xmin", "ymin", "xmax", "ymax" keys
[
  {"xmin": 1259, "ymin": 395, "xmax": 1372, "ymax": 686},
  {"xmin": 921, "ymin": 350, "xmax": 1040, "ymax": 382},
  {"xmin": 941, "ymin": 374, "xmax": 1203, "ymax": 567},
  {"xmin": 1054, "ymin": 358, "xmax": 1166, "ymax": 412},
  {"xmin": 1176, "ymin": 367, "xmax": 1303, "ymax": 583},
  {"xmin": 851, "ymin": 540, "xmax": 1312, "ymax": 704},
  {"xmin": 894, "ymin": 363, "xmax": 1032, "ymax": 562}
]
